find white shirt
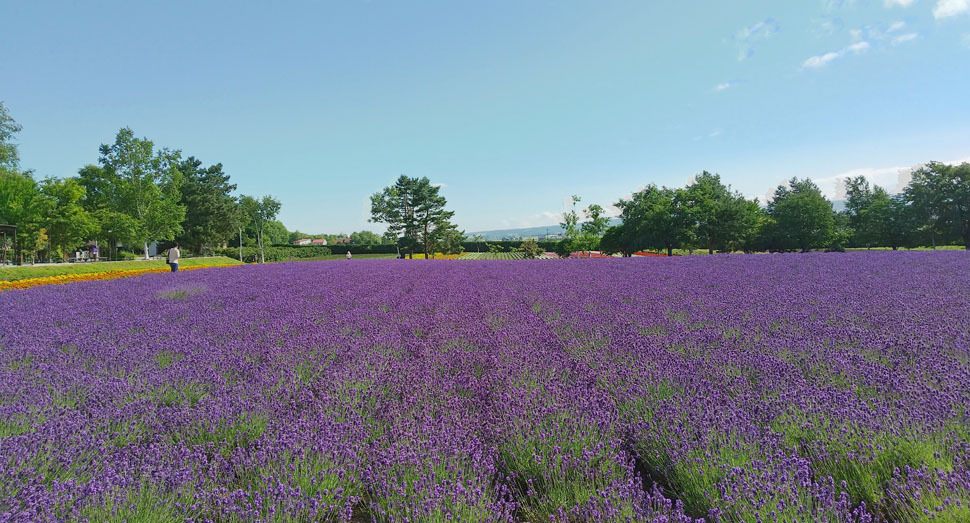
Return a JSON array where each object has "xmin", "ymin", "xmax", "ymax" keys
[{"xmin": 168, "ymin": 247, "xmax": 180, "ymax": 263}]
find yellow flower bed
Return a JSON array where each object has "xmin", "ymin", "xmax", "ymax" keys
[
  {"xmin": 403, "ymin": 253, "xmax": 463, "ymax": 260},
  {"xmin": 0, "ymin": 265, "xmax": 219, "ymax": 292}
]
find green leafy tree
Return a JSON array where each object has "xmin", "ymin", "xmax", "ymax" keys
[
  {"xmin": 89, "ymin": 128, "xmax": 186, "ymax": 259},
  {"xmin": 864, "ymin": 191, "xmax": 915, "ymax": 250},
  {"xmin": 239, "ymin": 195, "xmax": 281, "ymax": 263},
  {"xmin": 843, "ymin": 176, "xmax": 880, "ymax": 248},
  {"xmin": 886, "ymin": 195, "xmax": 917, "ymax": 250},
  {"xmin": 262, "ymin": 220, "xmax": 290, "ymax": 245},
  {"xmin": 559, "ymin": 195, "xmax": 582, "ymax": 253},
  {"xmin": 615, "ymin": 185, "xmax": 691, "ymax": 257},
  {"xmin": 371, "ymin": 175, "xmax": 455, "ymax": 258},
  {"xmin": 488, "ymin": 242, "xmax": 504, "ymax": 254},
  {"xmin": 77, "ymin": 164, "xmax": 130, "ymax": 260},
  {"xmin": 579, "ymin": 203, "xmax": 611, "ymax": 253},
  {"xmin": 829, "ymin": 210, "xmax": 851, "ymax": 252},
  {"xmin": 371, "ymin": 176, "xmax": 421, "ymax": 258},
  {"xmin": 77, "ymin": 164, "xmax": 113, "ymax": 210},
  {"xmin": 414, "ymin": 180, "xmax": 456, "ymax": 259},
  {"xmin": 843, "ymin": 176, "xmax": 873, "ymax": 247},
  {"xmin": 905, "ymin": 162, "xmax": 970, "ymax": 250},
  {"xmin": 841, "ymin": 177, "xmax": 918, "ymax": 250},
  {"xmin": 0, "ymin": 104, "xmax": 47, "ymax": 263},
  {"xmin": 725, "ymin": 197, "xmax": 763, "ymax": 253},
  {"xmin": 598, "ymin": 225, "xmax": 636, "ymax": 256},
  {"xmin": 518, "ymin": 238, "xmax": 543, "ymax": 259},
  {"xmin": 742, "ymin": 210, "xmax": 774, "ymax": 253},
  {"xmin": 0, "ymin": 101, "xmax": 23, "ymax": 171},
  {"xmin": 683, "ymin": 171, "xmax": 725, "ymax": 253},
  {"xmin": 553, "ymin": 239, "xmax": 572, "ymax": 258},
  {"xmin": 427, "ymin": 222, "xmax": 464, "ymax": 256},
  {"xmin": 0, "ymin": 171, "xmax": 46, "ymax": 263},
  {"xmin": 177, "ymin": 157, "xmax": 242, "ymax": 254},
  {"xmin": 765, "ymin": 178, "xmax": 835, "ymax": 252},
  {"xmin": 39, "ymin": 177, "xmax": 97, "ymax": 259},
  {"xmin": 684, "ymin": 171, "xmax": 759, "ymax": 253},
  {"xmin": 349, "ymin": 230, "xmax": 383, "ymax": 245}
]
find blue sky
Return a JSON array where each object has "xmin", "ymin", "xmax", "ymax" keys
[{"xmin": 2, "ymin": 1, "xmax": 969, "ymax": 234}]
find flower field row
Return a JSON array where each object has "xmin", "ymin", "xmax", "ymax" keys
[
  {"xmin": 0, "ymin": 265, "xmax": 223, "ymax": 292},
  {"xmin": 1, "ymin": 252, "xmax": 969, "ymax": 521},
  {"xmin": 460, "ymin": 252, "xmax": 527, "ymax": 260},
  {"xmin": 458, "ymin": 252, "xmax": 558, "ymax": 260}
]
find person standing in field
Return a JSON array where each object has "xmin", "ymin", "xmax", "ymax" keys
[
  {"xmin": 346, "ymin": 251, "xmax": 352, "ymax": 260},
  {"xmin": 168, "ymin": 243, "xmax": 180, "ymax": 272}
]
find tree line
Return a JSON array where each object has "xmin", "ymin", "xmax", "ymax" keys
[
  {"xmin": 0, "ymin": 108, "xmax": 281, "ymax": 264},
  {"xmin": 4, "ymin": 99, "xmax": 968, "ymax": 262},
  {"xmin": 586, "ymin": 167, "xmax": 969, "ymax": 256},
  {"xmin": 1, "ymin": 102, "xmax": 407, "ymax": 264}
]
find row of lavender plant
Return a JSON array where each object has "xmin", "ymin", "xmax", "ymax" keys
[{"xmin": 2, "ymin": 251, "xmax": 968, "ymax": 521}]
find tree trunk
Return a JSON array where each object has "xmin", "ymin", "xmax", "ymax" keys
[
  {"xmin": 258, "ymin": 230, "xmax": 265, "ymax": 263},
  {"xmin": 708, "ymin": 237, "xmax": 713, "ymax": 255},
  {"xmin": 666, "ymin": 245, "xmax": 673, "ymax": 257},
  {"xmin": 144, "ymin": 242, "xmax": 150, "ymax": 260},
  {"xmin": 423, "ymin": 224, "xmax": 429, "ymax": 259}
]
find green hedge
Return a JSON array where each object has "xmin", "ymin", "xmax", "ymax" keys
[
  {"xmin": 461, "ymin": 241, "xmax": 559, "ymax": 252},
  {"xmin": 267, "ymin": 244, "xmax": 400, "ymax": 255},
  {"xmin": 235, "ymin": 241, "xmax": 561, "ymax": 259},
  {"xmin": 220, "ymin": 245, "xmax": 332, "ymax": 262},
  {"xmin": 313, "ymin": 244, "xmax": 399, "ymax": 255}
]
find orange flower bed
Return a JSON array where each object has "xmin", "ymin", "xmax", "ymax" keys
[
  {"xmin": 401, "ymin": 253, "xmax": 463, "ymax": 260},
  {"xmin": 0, "ymin": 265, "xmax": 220, "ymax": 292}
]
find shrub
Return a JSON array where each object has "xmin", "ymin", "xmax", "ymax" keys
[
  {"xmin": 518, "ymin": 239, "xmax": 543, "ymax": 259},
  {"xmin": 554, "ymin": 239, "xmax": 575, "ymax": 258}
]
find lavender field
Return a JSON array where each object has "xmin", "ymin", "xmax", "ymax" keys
[{"xmin": 2, "ymin": 253, "xmax": 969, "ymax": 522}]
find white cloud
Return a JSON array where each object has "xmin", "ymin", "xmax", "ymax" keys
[
  {"xmin": 849, "ymin": 29, "xmax": 864, "ymax": 41},
  {"xmin": 734, "ymin": 18, "xmax": 779, "ymax": 60},
  {"xmin": 812, "ymin": 16, "xmax": 845, "ymax": 37},
  {"xmin": 709, "ymin": 129, "xmax": 722, "ymax": 138},
  {"xmin": 888, "ymin": 21, "xmax": 906, "ymax": 32},
  {"xmin": 802, "ymin": 41, "xmax": 870, "ymax": 69},
  {"xmin": 823, "ymin": 0, "xmax": 857, "ymax": 12},
  {"xmin": 825, "ymin": 166, "xmax": 912, "ymax": 199},
  {"xmin": 803, "ymin": 51, "xmax": 843, "ymax": 68},
  {"xmin": 714, "ymin": 82, "xmax": 734, "ymax": 92},
  {"xmin": 892, "ymin": 32, "xmax": 919, "ymax": 44},
  {"xmin": 934, "ymin": 0, "xmax": 970, "ymax": 18},
  {"xmin": 884, "ymin": 0, "xmax": 915, "ymax": 6},
  {"xmin": 767, "ymin": 158, "xmax": 970, "ymax": 203},
  {"xmin": 432, "ymin": 182, "xmax": 448, "ymax": 188}
]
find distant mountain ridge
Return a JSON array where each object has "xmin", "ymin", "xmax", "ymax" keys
[
  {"xmin": 467, "ymin": 219, "xmax": 621, "ymax": 241},
  {"xmin": 468, "ymin": 201, "xmax": 847, "ymax": 241}
]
